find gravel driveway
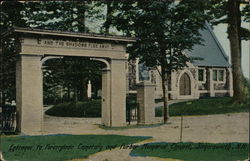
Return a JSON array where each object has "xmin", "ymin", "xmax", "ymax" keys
[{"xmin": 43, "ymin": 112, "xmax": 249, "ymax": 161}]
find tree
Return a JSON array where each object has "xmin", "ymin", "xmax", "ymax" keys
[
  {"xmin": 1, "ymin": 1, "xmax": 105, "ymax": 104},
  {"xmin": 227, "ymin": 0, "xmax": 245, "ymax": 103},
  {"xmin": 0, "ymin": 1, "xmax": 25, "ymax": 105},
  {"xmin": 43, "ymin": 57, "xmax": 103, "ymax": 103},
  {"xmin": 113, "ymin": 0, "xmax": 207, "ymax": 123},
  {"xmin": 21, "ymin": 1, "xmax": 104, "ymax": 103},
  {"xmin": 207, "ymin": 0, "xmax": 250, "ymax": 103}
]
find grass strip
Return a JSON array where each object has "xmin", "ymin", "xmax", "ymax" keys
[
  {"xmin": 1, "ymin": 134, "xmax": 150, "ymax": 161},
  {"xmin": 130, "ymin": 142, "xmax": 249, "ymax": 161}
]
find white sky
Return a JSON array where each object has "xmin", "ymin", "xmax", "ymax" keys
[{"xmin": 213, "ymin": 23, "xmax": 250, "ymax": 79}]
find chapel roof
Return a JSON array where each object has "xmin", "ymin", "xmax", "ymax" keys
[{"xmin": 188, "ymin": 22, "xmax": 231, "ymax": 67}]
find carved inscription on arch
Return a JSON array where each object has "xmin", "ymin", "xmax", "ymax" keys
[{"xmin": 37, "ymin": 39, "xmax": 112, "ymax": 50}]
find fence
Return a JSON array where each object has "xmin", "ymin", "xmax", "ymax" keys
[
  {"xmin": 126, "ymin": 102, "xmax": 139, "ymax": 125},
  {"xmin": 0, "ymin": 105, "xmax": 16, "ymax": 134}
]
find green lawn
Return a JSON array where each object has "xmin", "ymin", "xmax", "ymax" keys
[
  {"xmin": 45, "ymin": 100, "xmax": 101, "ymax": 117},
  {"xmin": 1, "ymin": 134, "xmax": 150, "ymax": 161},
  {"xmin": 45, "ymin": 97, "xmax": 138, "ymax": 118},
  {"xmin": 155, "ymin": 97, "xmax": 249, "ymax": 117},
  {"xmin": 47, "ymin": 97, "xmax": 249, "ymax": 118},
  {"xmin": 130, "ymin": 142, "xmax": 249, "ymax": 161}
]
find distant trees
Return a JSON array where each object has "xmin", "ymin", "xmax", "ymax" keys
[
  {"xmin": 22, "ymin": 1, "xmax": 104, "ymax": 103},
  {"xmin": 0, "ymin": 1, "xmax": 104, "ymax": 104},
  {"xmin": 43, "ymin": 58, "xmax": 103, "ymax": 104},
  {"xmin": 1, "ymin": 0, "xmax": 248, "ymax": 106}
]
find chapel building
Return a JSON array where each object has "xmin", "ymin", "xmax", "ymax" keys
[{"xmin": 127, "ymin": 23, "xmax": 233, "ymax": 100}]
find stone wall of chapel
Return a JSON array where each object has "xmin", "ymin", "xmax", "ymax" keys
[
  {"xmin": 212, "ymin": 67, "xmax": 228, "ymax": 90},
  {"xmin": 127, "ymin": 60, "xmax": 232, "ymax": 99},
  {"xmin": 198, "ymin": 68, "xmax": 209, "ymax": 90},
  {"xmin": 189, "ymin": 68, "xmax": 196, "ymax": 80},
  {"xmin": 197, "ymin": 67, "xmax": 230, "ymax": 91},
  {"xmin": 214, "ymin": 83, "xmax": 227, "ymax": 90}
]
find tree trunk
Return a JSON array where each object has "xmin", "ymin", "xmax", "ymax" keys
[
  {"xmin": 228, "ymin": 0, "xmax": 245, "ymax": 103},
  {"xmin": 104, "ymin": 1, "xmax": 112, "ymax": 34},
  {"xmin": 236, "ymin": 0, "xmax": 241, "ymax": 60},
  {"xmin": 236, "ymin": 0, "xmax": 244, "ymax": 76},
  {"xmin": 161, "ymin": 66, "xmax": 170, "ymax": 124},
  {"xmin": 1, "ymin": 91, "xmax": 5, "ymax": 105},
  {"xmin": 77, "ymin": 2, "xmax": 86, "ymax": 32},
  {"xmin": 67, "ymin": 86, "xmax": 70, "ymax": 101},
  {"xmin": 73, "ymin": 86, "xmax": 78, "ymax": 103}
]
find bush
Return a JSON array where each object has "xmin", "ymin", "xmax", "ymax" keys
[
  {"xmin": 45, "ymin": 95, "xmax": 139, "ymax": 118},
  {"xmin": 45, "ymin": 100, "xmax": 101, "ymax": 117},
  {"xmin": 155, "ymin": 98, "xmax": 164, "ymax": 103},
  {"xmin": 155, "ymin": 106, "xmax": 163, "ymax": 117}
]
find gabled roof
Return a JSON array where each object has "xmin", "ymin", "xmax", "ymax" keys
[{"xmin": 188, "ymin": 22, "xmax": 231, "ymax": 67}]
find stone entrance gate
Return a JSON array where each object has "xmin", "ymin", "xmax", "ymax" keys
[{"xmin": 3, "ymin": 27, "xmax": 135, "ymax": 135}]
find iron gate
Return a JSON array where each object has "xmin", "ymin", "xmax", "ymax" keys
[
  {"xmin": 126, "ymin": 101, "xmax": 139, "ymax": 125},
  {"xmin": 0, "ymin": 105, "xmax": 16, "ymax": 134}
]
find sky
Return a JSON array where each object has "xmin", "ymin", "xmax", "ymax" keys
[{"xmin": 213, "ymin": 23, "xmax": 250, "ymax": 79}]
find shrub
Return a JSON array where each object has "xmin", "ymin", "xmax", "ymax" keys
[
  {"xmin": 45, "ymin": 96, "xmax": 139, "ymax": 118},
  {"xmin": 155, "ymin": 98, "xmax": 164, "ymax": 103},
  {"xmin": 45, "ymin": 100, "xmax": 101, "ymax": 117},
  {"xmin": 155, "ymin": 106, "xmax": 163, "ymax": 117}
]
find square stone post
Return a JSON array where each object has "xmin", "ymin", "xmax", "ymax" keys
[
  {"xmin": 136, "ymin": 81, "xmax": 155, "ymax": 124},
  {"xmin": 101, "ymin": 69, "xmax": 111, "ymax": 126},
  {"xmin": 208, "ymin": 68, "xmax": 215, "ymax": 97},
  {"xmin": 109, "ymin": 59, "xmax": 126, "ymax": 127},
  {"xmin": 16, "ymin": 55, "xmax": 43, "ymax": 135}
]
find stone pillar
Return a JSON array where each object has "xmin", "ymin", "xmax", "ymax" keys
[
  {"xmin": 109, "ymin": 59, "xmax": 126, "ymax": 127},
  {"xmin": 208, "ymin": 68, "xmax": 215, "ymax": 97},
  {"xmin": 136, "ymin": 81, "xmax": 155, "ymax": 125},
  {"xmin": 101, "ymin": 69, "xmax": 111, "ymax": 126},
  {"xmin": 16, "ymin": 55, "xmax": 43, "ymax": 135},
  {"xmin": 228, "ymin": 68, "xmax": 234, "ymax": 97}
]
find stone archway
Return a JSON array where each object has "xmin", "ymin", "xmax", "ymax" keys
[
  {"xmin": 179, "ymin": 73, "xmax": 191, "ymax": 96},
  {"xmin": 7, "ymin": 27, "xmax": 135, "ymax": 135}
]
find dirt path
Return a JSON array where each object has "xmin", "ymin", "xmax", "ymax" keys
[
  {"xmin": 43, "ymin": 112, "xmax": 249, "ymax": 161},
  {"xmin": 44, "ymin": 113, "xmax": 249, "ymax": 143}
]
